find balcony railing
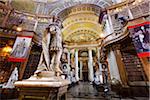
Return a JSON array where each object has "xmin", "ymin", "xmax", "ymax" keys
[
  {"xmin": 0, "ymin": 0, "xmax": 149, "ymax": 47},
  {"xmin": 101, "ymin": 0, "xmax": 149, "ymax": 47}
]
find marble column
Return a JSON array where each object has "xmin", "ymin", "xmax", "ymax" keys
[
  {"xmin": 97, "ymin": 48, "xmax": 103, "ymax": 83},
  {"xmin": 67, "ymin": 50, "xmax": 71, "ymax": 67},
  {"xmin": 107, "ymin": 49, "xmax": 121, "ymax": 82},
  {"xmin": 88, "ymin": 49, "xmax": 94, "ymax": 82},
  {"xmin": 33, "ymin": 3, "xmax": 41, "ymax": 32},
  {"xmin": 97, "ymin": 48, "xmax": 102, "ymax": 72},
  {"xmin": 79, "ymin": 61, "xmax": 83, "ymax": 80},
  {"xmin": 105, "ymin": 19, "xmax": 112, "ymax": 35},
  {"xmin": 33, "ymin": 20, "xmax": 38, "ymax": 32},
  {"xmin": 36, "ymin": 3, "xmax": 41, "ymax": 14},
  {"xmin": 127, "ymin": 8, "xmax": 134, "ymax": 19},
  {"xmin": 75, "ymin": 49, "xmax": 79, "ymax": 81},
  {"xmin": 113, "ymin": 46, "xmax": 128, "ymax": 86},
  {"xmin": 67, "ymin": 50, "xmax": 71, "ymax": 72},
  {"xmin": 107, "ymin": 12, "xmax": 114, "ymax": 33},
  {"xmin": 97, "ymin": 48, "xmax": 100, "ymax": 62}
]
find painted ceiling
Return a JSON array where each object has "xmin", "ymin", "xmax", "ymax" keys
[{"xmin": 4, "ymin": 0, "xmax": 114, "ymax": 44}]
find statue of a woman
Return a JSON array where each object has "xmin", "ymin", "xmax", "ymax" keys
[{"xmin": 36, "ymin": 17, "xmax": 63, "ymax": 76}]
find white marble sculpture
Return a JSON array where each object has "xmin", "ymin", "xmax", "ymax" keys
[
  {"xmin": 2, "ymin": 67, "xmax": 18, "ymax": 88},
  {"xmin": 35, "ymin": 17, "xmax": 63, "ymax": 76}
]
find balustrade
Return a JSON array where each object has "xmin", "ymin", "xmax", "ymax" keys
[
  {"xmin": 102, "ymin": 0, "xmax": 149, "ymax": 47},
  {"xmin": 0, "ymin": 0, "xmax": 149, "ymax": 47}
]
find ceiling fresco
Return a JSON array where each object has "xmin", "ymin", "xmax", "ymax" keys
[{"xmin": 2, "ymin": 0, "xmax": 113, "ymax": 45}]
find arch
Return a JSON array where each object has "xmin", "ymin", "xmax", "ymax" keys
[
  {"xmin": 62, "ymin": 22, "xmax": 102, "ymax": 37},
  {"xmin": 50, "ymin": 0, "xmax": 111, "ymax": 16},
  {"xmin": 64, "ymin": 28, "xmax": 101, "ymax": 42}
]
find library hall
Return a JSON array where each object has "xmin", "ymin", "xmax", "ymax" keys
[{"xmin": 0, "ymin": 0, "xmax": 149, "ymax": 100}]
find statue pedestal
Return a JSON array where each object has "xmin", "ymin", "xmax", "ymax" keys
[{"xmin": 14, "ymin": 71, "xmax": 70, "ymax": 100}]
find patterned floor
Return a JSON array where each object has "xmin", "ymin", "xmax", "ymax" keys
[
  {"xmin": 0, "ymin": 82, "xmax": 149, "ymax": 100},
  {"xmin": 67, "ymin": 82, "xmax": 149, "ymax": 100},
  {"xmin": 67, "ymin": 82, "xmax": 111, "ymax": 100}
]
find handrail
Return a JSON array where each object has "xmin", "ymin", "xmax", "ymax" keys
[
  {"xmin": 106, "ymin": 0, "xmax": 134, "ymax": 10},
  {"xmin": 0, "ymin": 0, "xmax": 149, "ymax": 47},
  {"xmin": 98, "ymin": 0, "xmax": 149, "ymax": 49}
]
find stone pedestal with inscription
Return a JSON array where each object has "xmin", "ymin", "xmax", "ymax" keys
[{"xmin": 15, "ymin": 71, "xmax": 70, "ymax": 100}]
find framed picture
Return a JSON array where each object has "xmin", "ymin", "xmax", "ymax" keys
[{"xmin": 8, "ymin": 36, "xmax": 32, "ymax": 62}]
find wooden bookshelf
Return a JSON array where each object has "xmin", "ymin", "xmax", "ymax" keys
[{"xmin": 23, "ymin": 45, "xmax": 42, "ymax": 79}]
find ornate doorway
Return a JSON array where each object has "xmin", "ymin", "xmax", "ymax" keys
[{"xmin": 82, "ymin": 60, "xmax": 89, "ymax": 82}]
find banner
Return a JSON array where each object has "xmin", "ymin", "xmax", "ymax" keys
[
  {"xmin": 128, "ymin": 22, "xmax": 150, "ymax": 57},
  {"xmin": 8, "ymin": 35, "xmax": 32, "ymax": 62}
]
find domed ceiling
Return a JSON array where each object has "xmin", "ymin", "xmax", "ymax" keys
[
  {"xmin": 4, "ymin": 0, "xmax": 113, "ymax": 45},
  {"xmin": 60, "ymin": 4, "xmax": 103, "ymax": 43}
]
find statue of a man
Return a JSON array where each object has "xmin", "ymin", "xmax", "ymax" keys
[{"xmin": 36, "ymin": 17, "xmax": 63, "ymax": 76}]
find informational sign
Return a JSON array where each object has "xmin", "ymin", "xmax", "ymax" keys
[
  {"xmin": 8, "ymin": 36, "xmax": 32, "ymax": 62},
  {"xmin": 128, "ymin": 22, "xmax": 150, "ymax": 57}
]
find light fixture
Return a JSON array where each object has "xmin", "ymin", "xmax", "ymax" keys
[
  {"xmin": 16, "ymin": 26, "xmax": 22, "ymax": 32},
  {"xmin": 100, "ymin": 33, "xmax": 104, "ymax": 38},
  {"xmin": 2, "ymin": 45, "xmax": 12, "ymax": 53},
  {"xmin": 115, "ymin": 8, "xmax": 119, "ymax": 13},
  {"xmin": 138, "ymin": 0, "xmax": 142, "ymax": 3},
  {"xmin": 1, "ymin": 45, "xmax": 12, "ymax": 56}
]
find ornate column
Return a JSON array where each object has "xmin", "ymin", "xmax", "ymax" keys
[
  {"xmin": 79, "ymin": 61, "xmax": 83, "ymax": 80},
  {"xmin": 67, "ymin": 49, "xmax": 71, "ymax": 73},
  {"xmin": 88, "ymin": 49, "xmax": 94, "ymax": 82},
  {"xmin": 107, "ymin": 47, "xmax": 121, "ymax": 82},
  {"xmin": 33, "ymin": 20, "xmax": 38, "ymax": 31},
  {"xmin": 75, "ymin": 49, "xmax": 79, "ymax": 81},
  {"xmin": 107, "ymin": 11, "xmax": 114, "ymax": 33},
  {"xmin": 127, "ymin": 7, "xmax": 134, "ymax": 19},
  {"xmin": 67, "ymin": 49, "xmax": 71, "ymax": 67},
  {"xmin": 97, "ymin": 48, "xmax": 103, "ymax": 83},
  {"xmin": 35, "ymin": 3, "xmax": 41, "ymax": 14},
  {"xmin": 105, "ymin": 19, "xmax": 112, "ymax": 35},
  {"xmin": 33, "ymin": 3, "xmax": 41, "ymax": 31},
  {"xmin": 108, "ymin": 45, "xmax": 128, "ymax": 86},
  {"xmin": 97, "ymin": 48, "xmax": 100, "ymax": 61}
]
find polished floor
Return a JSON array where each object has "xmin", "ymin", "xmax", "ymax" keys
[
  {"xmin": 0, "ymin": 81, "xmax": 149, "ymax": 100},
  {"xmin": 67, "ymin": 82, "xmax": 149, "ymax": 100},
  {"xmin": 67, "ymin": 82, "xmax": 102, "ymax": 100}
]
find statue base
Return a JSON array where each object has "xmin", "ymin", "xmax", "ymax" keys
[{"xmin": 15, "ymin": 71, "xmax": 70, "ymax": 100}]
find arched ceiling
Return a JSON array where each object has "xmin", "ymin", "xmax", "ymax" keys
[
  {"xmin": 5, "ymin": 0, "xmax": 113, "ymax": 45},
  {"xmin": 49, "ymin": 0, "xmax": 112, "ymax": 15},
  {"xmin": 60, "ymin": 4, "xmax": 103, "ymax": 44}
]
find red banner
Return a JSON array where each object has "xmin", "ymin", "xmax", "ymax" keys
[{"xmin": 128, "ymin": 22, "xmax": 150, "ymax": 57}]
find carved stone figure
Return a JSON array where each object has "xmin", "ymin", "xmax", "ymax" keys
[
  {"xmin": 36, "ymin": 17, "xmax": 63, "ymax": 76},
  {"xmin": 2, "ymin": 67, "xmax": 18, "ymax": 88}
]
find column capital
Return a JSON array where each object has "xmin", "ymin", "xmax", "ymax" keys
[
  {"xmin": 97, "ymin": 47, "xmax": 101, "ymax": 50},
  {"xmin": 75, "ymin": 48, "xmax": 79, "ymax": 52},
  {"xmin": 112, "ymin": 44, "xmax": 121, "ymax": 51},
  {"xmin": 67, "ymin": 48, "xmax": 71, "ymax": 52},
  {"xmin": 88, "ymin": 48, "xmax": 93, "ymax": 51}
]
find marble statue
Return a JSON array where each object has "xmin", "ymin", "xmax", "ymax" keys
[
  {"xmin": 2, "ymin": 67, "xmax": 18, "ymax": 88},
  {"xmin": 35, "ymin": 17, "xmax": 63, "ymax": 76},
  {"xmin": 14, "ymin": 17, "xmax": 70, "ymax": 100}
]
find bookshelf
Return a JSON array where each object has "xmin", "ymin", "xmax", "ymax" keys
[
  {"xmin": 23, "ymin": 45, "xmax": 42, "ymax": 79},
  {"xmin": 121, "ymin": 41, "xmax": 147, "ymax": 82}
]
